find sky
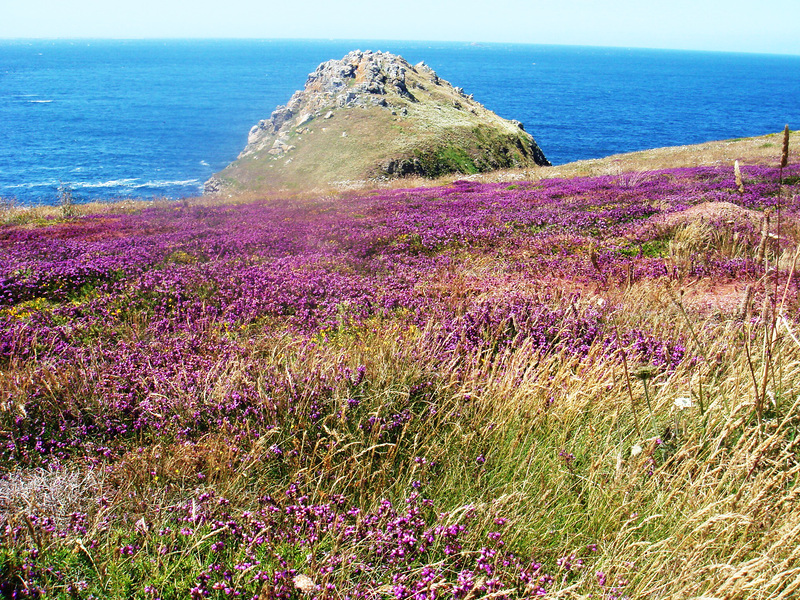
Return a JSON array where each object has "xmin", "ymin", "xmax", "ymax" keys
[{"xmin": 2, "ymin": 0, "xmax": 799, "ymax": 56}]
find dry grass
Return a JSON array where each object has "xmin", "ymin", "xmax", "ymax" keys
[
  {"xmin": 549, "ymin": 129, "xmax": 800, "ymax": 179},
  {"xmin": 0, "ymin": 467, "xmax": 100, "ymax": 531}
]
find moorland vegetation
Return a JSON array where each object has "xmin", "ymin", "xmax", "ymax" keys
[{"xmin": 0, "ymin": 130, "xmax": 799, "ymax": 599}]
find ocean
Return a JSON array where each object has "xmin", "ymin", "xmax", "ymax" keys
[{"xmin": 1, "ymin": 39, "xmax": 799, "ymax": 205}]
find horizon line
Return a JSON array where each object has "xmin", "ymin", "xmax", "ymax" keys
[{"xmin": 1, "ymin": 37, "xmax": 798, "ymax": 59}]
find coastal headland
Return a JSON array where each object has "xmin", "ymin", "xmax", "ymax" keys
[{"xmin": 205, "ymin": 50, "xmax": 550, "ymax": 194}]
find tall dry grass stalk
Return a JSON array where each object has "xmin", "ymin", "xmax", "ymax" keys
[
  {"xmin": 0, "ymin": 467, "xmax": 100, "ymax": 531},
  {"xmin": 756, "ymin": 210, "xmax": 771, "ymax": 265},
  {"xmin": 734, "ymin": 159, "xmax": 744, "ymax": 193},
  {"xmin": 780, "ymin": 124, "xmax": 790, "ymax": 186},
  {"xmin": 781, "ymin": 124, "xmax": 790, "ymax": 170}
]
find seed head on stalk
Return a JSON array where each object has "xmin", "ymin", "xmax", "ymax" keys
[
  {"xmin": 734, "ymin": 159, "xmax": 744, "ymax": 194},
  {"xmin": 781, "ymin": 124, "xmax": 790, "ymax": 170}
]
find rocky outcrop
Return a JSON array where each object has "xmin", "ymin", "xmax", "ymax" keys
[{"xmin": 206, "ymin": 50, "xmax": 550, "ymax": 193}]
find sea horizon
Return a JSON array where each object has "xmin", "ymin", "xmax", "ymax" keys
[{"xmin": 3, "ymin": 37, "xmax": 800, "ymax": 58}]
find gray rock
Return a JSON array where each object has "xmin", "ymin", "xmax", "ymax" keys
[
  {"xmin": 269, "ymin": 106, "xmax": 294, "ymax": 133},
  {"xmin": 247, "ymin": 124, "xmax": 263, "ymax": 145},
  {"xmin": 415, "ymin": 61, "xmax": 439, "ymax": 85},
  {"xmin": 380, "ymin": 156, "xmax": 423, "ymax": 176},
  {"xmin": 295, "ymin": 113, "xmax": 313, "ymax": 127},
  {"xmin": 203, "ymin": 176, "xmax": 222, "ymax": 194}
]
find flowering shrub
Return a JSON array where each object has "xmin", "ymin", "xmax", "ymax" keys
[{"xmin": 1, "ymin": 163, "xmax": 799, "ymax": 598}]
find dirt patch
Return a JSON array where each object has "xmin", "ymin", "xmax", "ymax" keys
[
  {"xmin": 660, "ymin": 201, "xmax": 763, "ymax": 229},
  {"xmin": 681, "ymin": 280, "xmax": 748, "ymax": 315}
]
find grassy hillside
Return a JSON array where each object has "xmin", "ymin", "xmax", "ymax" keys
[
  {"xmin": 1, "ymin": 134, "xmax": 800, "ymax": 598},
  {"xmin": 211, "ymin": 103, "xmax": 544, "ymax": 193},
  {"xmin": 445, "ymin": 129, "xmax": 800, "ymax": 185},
  {"xmin": 207, "ymin": 51, "xmax": 547, "ymax": 194},
  {"xmin": 214, "ymin": 128, "xmax": 800, "ymax": 196}
]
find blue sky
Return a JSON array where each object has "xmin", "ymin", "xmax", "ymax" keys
[{"xmin": 3, "ymin": 0, "xmax": 799, "ymax": 56}]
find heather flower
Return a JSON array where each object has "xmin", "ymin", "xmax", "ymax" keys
[{"xmin": 559, "ymin": 450, "xmax": 575, "ymax": 464}]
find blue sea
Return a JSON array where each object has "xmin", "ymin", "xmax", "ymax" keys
[{"xmin": 2, "ymin": 39, "xmax": 799, "ymax": 205}]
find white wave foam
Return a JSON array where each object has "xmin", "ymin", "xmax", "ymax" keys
[
  {"xmin": 28, "ymin": 100, "xmax": 53, "ymax": 103},
  {"xmin": 3, "ymin": 178, "xmax": 202, "ymax": 194},
  {"xmin": 131, "ymin": 179, "xmax": 201, "ymax": 189},
  {"xmin": 71, "ymin": 179, "xmax": 139, "ymax": 189},
  {"xmin": 4, "ymin": 180, "xmax": 61, "ymax": 189},
  {"xmin": 199, "ymin": 160, "xmax": 209, "ymax": 166}
]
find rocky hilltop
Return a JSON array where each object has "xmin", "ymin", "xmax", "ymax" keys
[{"xmin": 205, "ymin": 50, "xmax": 550, "ymax": 193}]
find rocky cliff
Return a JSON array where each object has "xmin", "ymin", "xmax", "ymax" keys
[{"xmin": 205, "ymin": 50, "xmax": 550, "ymax": 193}]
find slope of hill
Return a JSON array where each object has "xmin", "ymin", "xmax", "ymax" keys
[
  {"xmin": 205, "ymin": 50, "xmax": 550, "ymax": 194},
  {"xmin": 2, "ymin": 125, "xmax": 800, "ymax": 597}
]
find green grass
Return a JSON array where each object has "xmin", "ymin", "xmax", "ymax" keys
[{"xmin": 617, "ymin": 239, "xmax": 670, "ymax": 258}]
